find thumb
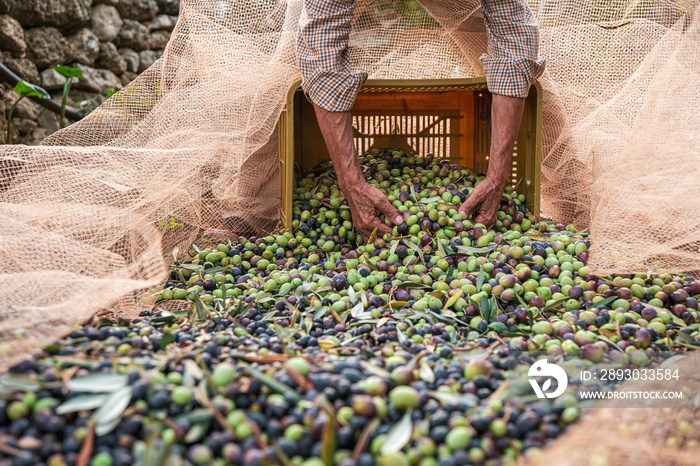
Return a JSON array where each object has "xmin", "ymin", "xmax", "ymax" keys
[{"xmin": 458, "ymin": 195, "xmax": 479, "ymax": 219}]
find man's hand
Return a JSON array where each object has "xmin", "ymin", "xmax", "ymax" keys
[
  {"xmin": 458, "ymin": 94, "xmax": 526, "ymax": 227},
  {"xmin": 312, "ymin": 103, "xmax": 402, "ymax": 241},
  {"xmin": 458, "ymin": 177, "xmax": 505, "ymax": 227},
  {"xmin": 343, "ymin": 180, "xmax": 402, "ymax": 240}
]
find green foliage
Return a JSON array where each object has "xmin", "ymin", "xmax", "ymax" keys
[
  {"xmin": 54, "ymin": 65, "xmax": 83, "ymax": 80},
  {"xmin": 158, "ymin": 216, "xmax": 185, "ymax": 231},
  {"xmin": 54, "ymin": 65, "xmax": 82, "ymax": 129},
  {"xmin": 5, "ymin": 80, "xmax": 49, "ymax": 144},
  {"xmin": 13, "ymin": 81, "xmax": 50, "ymax": 99}
]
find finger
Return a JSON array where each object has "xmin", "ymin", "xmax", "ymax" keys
[
  {"xmin": 474, "ymin": 211, "xmax": 497, "ymax": 228},
  {"xmin": 376, "ymin": 195, "xmax": 403, "ymax": 225},
  {"xmin": 372, "ymin": 220, "xmax": 393, "ymax": 236},
  {"xmin": 357, "ymin": 229, "xmax": 369, "ymax": 244},
  {"xmin": 458, "ymin": 195, "xmax": 480, "ymax": 219}
]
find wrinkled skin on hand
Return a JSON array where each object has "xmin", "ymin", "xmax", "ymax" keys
[
  {"xmin": 344, "ymin": 181, "xmax": 402, "ymax": 240},
  {"xmin": 459, "ymin": 94, "xmax": 526, "ymax": 227},
  {"xmin": 312, "ymin": 104, "xmax": 402, "ymax": 241},
  {"xmin": 458, "ymin": 177, "xmax": 506, "ymax": 227}
]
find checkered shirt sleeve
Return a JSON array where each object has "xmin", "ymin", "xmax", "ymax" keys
[
  {"xmin": 480, "ymin": 0, "xmax": 545, "ymax": 99},
  {"xmin": 297, "ymin": 0, "xmax": 545, "ymax": 112},
  {"xmin": 296, "ymin": 0, "xmax": 368, "ymax": 112}
]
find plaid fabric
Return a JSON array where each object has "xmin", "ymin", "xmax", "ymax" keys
[{"xmin": 297, "ymin": 0, "xmax": 546, "ymax": 112}]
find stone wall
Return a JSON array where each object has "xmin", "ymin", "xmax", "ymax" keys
[{"xmin": 0, "ymin": 0, "xmax": 179, "ymax": 144}]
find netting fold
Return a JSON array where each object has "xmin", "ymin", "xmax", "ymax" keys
[{"xmin": 1, "ymin": 0, "xmax": 699, "ymax": 366}]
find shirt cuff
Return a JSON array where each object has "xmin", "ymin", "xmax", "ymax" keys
[
  {"xmin": 302, "ymin": 69, "xmax": 368, "ymax": 112},
  {"xmin": 481, "ymin": 55, "xmax": 546, "ymax": 98}
]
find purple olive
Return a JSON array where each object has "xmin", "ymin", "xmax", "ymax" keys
[
  {"xmin": 616, "ymin": 288, "xmax": 632, "ymax": 300},
  {"xmin": 203, "ymin": 279, "xmax": 217, "ymax": 291},
  {"xmin": 671, "ymin": 289, "xmax": 689, "ymax": 304},
  {"xmin": 634, "ymin": 328, "xmax": 651, "ymax": 348},
  {"xmin": 688, "ymin": 281, "xmax": 700, "ymax": 295},
  {"xmin": 394, "ymin": 288, "xmax": 410, "ymax": 302},
  {"xmin": 549, "ymin": 266, "xmax": 562, "ymax": 279},
  {"xmin": 397, "ymin": 222, "xmax": 409, "ymax": 235},
  {"xmin": 672, "ymin": 304, "xmax": 687, "ymax": 317},
  {"xmin": 568, "ymin": 286, "xmax": 584, "ymax": 299},
  {"xmin": 582, "ymin": 344, "xmax": 603, "ymax": 362},
  {"xmin": 640, "ymin": 307, "xmax": 657, "ymax": 320},
  {"xmin": 528, "ymin": 296, "xmax": 545, "ymax": 308}
]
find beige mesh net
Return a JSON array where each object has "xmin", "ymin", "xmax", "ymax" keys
[
  {"xmin": 527, "ymin": 352, "xmax": 700, "ymax": 465},
  {"xmin": 1, "ymin": 0, "xmax": 699, "ymax": 367}
]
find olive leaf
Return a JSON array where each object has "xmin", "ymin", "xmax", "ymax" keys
[
  {"xmin": 396, "ymin": 327, "xmax": 408, "ymax": 345},
  {"xmin": 428, "ymin": 390, "xmax": 478, "ymax": 407},
  {"xmin": 436, "ymin": 239, "xmax": 447, "ymax": 259},
  {"xmin": 380, "ymin": 410, "xmax": 413, "ymax": 455},
  {"xmin": 456, "ymin": 245, "xmax": 490, "ymax": 255},
  {"xmin": 476, "ymin": 266, "xmax": 485, "ymax": 292},
  {"xmin": 172, "ymin": 247, "xmax": 179, "ymax": 263},
  {"xmin": 191, "ymin": 293, "xmax": 209, "ymax": 321},
  {"xmin": 388, "ymin": 301, "xmax": 409, "ymax": 310},
  {"xmin": 184, "ymin": 422, "xmax": 211, "ymax": 443},
  {"xmin": 56, "ymin": 394, "xmax": 107, "ymax": 414},
  {"xmin": 313, "ymin": 306, "xmax": 327, "ymax": 320},
  {"xmin": 341, "ymin": 334, "xmax": 366, "ymax": 346},
  {"xmin": 359, "ymin": 361, "xmax": 392, "ymax": 378},
  {"xmin": 94, "ymin": 386, "xmax": 132, "ymax": 435},
  {"xmin": 479, "ymin": 295, "xmax": 491, "ymax": 322},
  {"xmin": 318, "ymin": 395, "xmax": 337, "ymax": 465},
  {"xmin": 419, "ymin": 362, "xmax": 435, "ymax": 383},
  {"xmin": 176, "ymin": 409, "xmax": 213, "ymax": 424},
  {"xmin": 67, "ymin": 373, "xmax": 128, "ymax": 393},
  {"xmin": 444, "ymin": 290, "xmax": 463, "ymax": 310},
  {"xmin": 350, "ymin": 302, "xmax": 365, "ymax": 318},
  {"xmin": 367, "ymin": 226, "xmax": 379, "ymax": 244},
  {"xmin": 160, "ymin": 331, "xmax": 175, "ymax": 350},
  {"xmin": 389, "ymin": 239, "xmax": 400, "ymax": 256},
  {"xmin": 180, "ymin": 263, "xmax": 202, "ymax": 271},
  {"xmin": 593, "ymin": 295, "xmax": 619, "ymax": 309},
  {"xmin": 595, "ymin": 334, "xmax": 623, "ymax": 352},
  {"xmin": 543, "ymin": 297, "xmax": 569, "ymax": 311},
  {"xmin": 489, "ymin": 322, "xmax": 508, "ymax": 332},
  {"xmin": 409, "ymin": 310, "xmax": 436, "ymax": 324},
  {"xmin": 95, "ymin": 416, "xmax": 122, "ymax": 436},
  {"xmin": 359, "ymin": 289, "xmax": 368, "ymax": 304},
  {"xmin": 240, "ymin": 362, "xmax": 301, "ymax": 401},
  {"xmin": 515, "ymin": 292, "xmax": 529, "ymax": 309},
  {"xmin": 409, "ymin": 185, "xmax": 419, "ymax": 202},
  {"xmin": 182, "ymin": 359, "xmax": 204, "ymax": 389},
  {"xmin": 347, "ymin": 285, "xmax": 356, "ymax": 304},
  {"xmin": 0, "ymin": 373, "xmax": 39, "ymax": 391}
]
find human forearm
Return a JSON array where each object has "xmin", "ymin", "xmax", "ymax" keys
[
  {"xmin": 313, "ymin": 104, "xmax": 402, "ymax": 238},
  {"xmin": 313, "ymin": 107, "xmax": 364, "ymax": 191},
  {"xmin": 487, "ymin": 94, "xmax": 525, "ymax": 185}
]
